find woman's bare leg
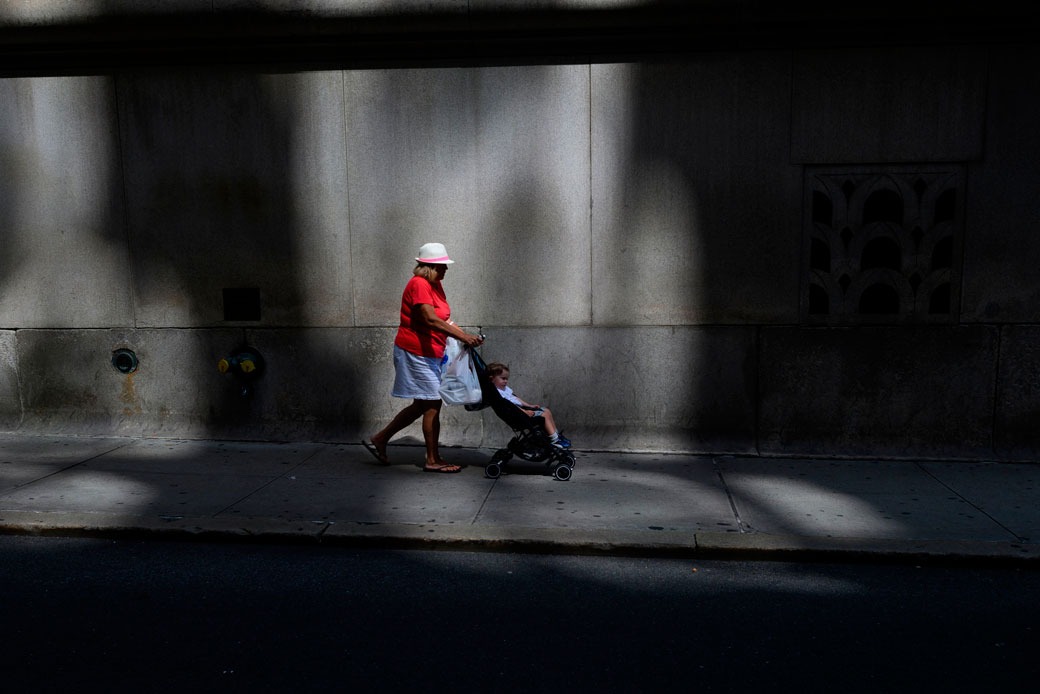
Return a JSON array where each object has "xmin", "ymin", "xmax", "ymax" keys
[
  {"xmin": 421, "ymin": 400, "xmax": 440, "ymax": 464},
  {"xmin": 421, "ymin": 400, "xmax": 459, "ymax": 470},
  {"xmin": 371, "ymin": 400, "xmax": 428, "ymax": 460}
]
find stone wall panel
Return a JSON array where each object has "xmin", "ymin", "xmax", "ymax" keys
[
  {"xmin": 0, "ymin": 76, "xmax": 132, "ymax": 328},
  {"xmin": 0, "ymin": 331, "xmax": 20, "ymax": 429},
  {"xmin": 759, "ymin": 326, "xmax": 997, "ymax": 458},
  {"xmin": 791, "ymin": 46, "xmax": 987, "ymax": 163},
  {"xmin": 592, "ymin": 56, "xmax": 800, "ymax": 325},
  {"xmin": 961, "ymin": 46, "xmax": 1040, "ymax": 323},
  {"xmin": 346, "ymin": 65, "xmax": 591, "ymax": 328},
  {"xmin": 16, "ymin": 329, "xmax": 243, "ymax": 438},
  {"xmin": 995, "ymin": 326, "xmax": 1040, "ymax": 459},
  {"xmin": 119, "ymin": 70, "xmax": 352, "ymax": 327},
  {"xmin": 476, "ymin": 326, "xmax": 757, "ymax": 454}
]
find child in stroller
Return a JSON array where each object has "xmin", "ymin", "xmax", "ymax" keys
[
  {"xmin": 467, "ymin": 348, "xmax": 576, "ymax": 481},
  {"xmin": 487, "ymin": 362, "xmax": 571, "ymax": 449}
]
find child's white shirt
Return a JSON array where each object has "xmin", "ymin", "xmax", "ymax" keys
[{"xmin": 497, "ymin": 385, "xmax": 524, "ymax": 407}]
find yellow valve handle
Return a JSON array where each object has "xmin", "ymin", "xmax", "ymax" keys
[
  {"xmin": 239, "ymin": 359, "xmax": 256, "ymax": 374},
  {"xmin": 217, "ymin": 358, "xmax": 230, "ymax": 373}
]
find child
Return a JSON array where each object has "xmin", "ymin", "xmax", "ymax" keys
[{"xmin": 487, "ymin": 362, "xmax": 571, "ymax": 449}]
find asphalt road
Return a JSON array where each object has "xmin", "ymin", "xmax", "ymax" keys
[{"xmin": 2, "ymin": 535, "xmax": 1037, "ymax": 692}]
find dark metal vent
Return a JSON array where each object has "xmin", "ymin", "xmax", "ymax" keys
[{"xmin": 223, "ymin": 288, "xmax": 262, "ymax": 322}]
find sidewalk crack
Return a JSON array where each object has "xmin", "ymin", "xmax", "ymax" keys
[
  {"xmin": 212, "ymin": 446, "xmax": 325, "ymax": 518},
  {"xmin": 916, "ymin": 462, "xmax": 1025, "ymax": 543},
  {"xmin": 713, "ymin": 457, "xmax": 748, "ymax": 534},
  {"xmin": 0, "ymin": 441, "xmax": 130, "ymax": 498},
  {"xmin": 471, "ymin": 477, "xmax": 498, "ymax": 525}
]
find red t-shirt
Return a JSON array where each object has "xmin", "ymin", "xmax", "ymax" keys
[{"xmin": 394, "ymin": 275, "xmax": 451, "ymax": 358}]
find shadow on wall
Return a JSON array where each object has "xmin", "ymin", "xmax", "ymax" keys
[
  {"xmin": 589, "ymin": 54, "xmax": 795, "ymax": 454},
  {"xmin": 0, "ymin": 75, "xmax": 137, "ymax": 431},
  {"xmin": 0, "ymin": 80, "xmax": 23, "ymax": 430},
  {"xmin": 2, "ymin": 13, "xmax": 792, "ymax": 454},
  {"xmin": 348, "ymin": 57, "xmax": 771, "ymax": 455},
  {"xmin": 344, "ymin": 65, "xmax": 585, "ymax": 451},
  {"xmin": 116, "ymin": 69, "xmax": 367, "ymax": 441},
  {"xmin": 0, "ymin": 67, "xmax": 370, "ymax": 442}
]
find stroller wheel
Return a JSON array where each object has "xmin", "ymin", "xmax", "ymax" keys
[
  {"xmin": 485, "ymin": 462, "xmax": 502, "ymax": 479},
  {"xmin": 553, "ymin": 464, "xmax": 572, "ymax": 481},
  {"xmin": 557, "ymin": 449, "xmax": 576, "ymax": 465}
]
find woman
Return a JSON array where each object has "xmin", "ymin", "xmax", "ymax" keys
[{"xmin": 363, "ymin": 242, "xmax": 483, "ymax": 472}]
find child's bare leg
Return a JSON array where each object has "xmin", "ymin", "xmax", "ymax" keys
[{"xmin": 540, "ymin": 408, "xmax": 558, "ymax": 436}]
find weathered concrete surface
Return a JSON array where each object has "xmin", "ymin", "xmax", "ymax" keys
[
  {"xmin": 1, "ymin": 33, "xmax": 1039, "ymax": 458},
  {"xmin": 791, "ymin": 45, "xmax": 987, "ymax": 164},
  {"xmin": 0, "ymin": 438, "xmax": 322, "ymax": 516},
  {"xmin": 2, "ymin": 2, "xmax": 1032, "ymax": 39},
  {"xmin": 14, "ymin": 328, "xmax": 244, "ymax": 438},
  {"xmin": 11, "ymin": 327, "xmax": 399, "ymax": 442},
  {"xmin": 0, "ymin": 76, "xmax": 132, "ymax": 328},
  {"xmin": 235, "ymin": 327, "xmax": 486, "ymax": 445},
  {"xmin": 225, "ymin": 443, "xmax": 494, "ymax": 524},
  {"xmin": 759, "ymin": 326, "xmax": 998, "ymax": 459},
  {"xmin": 346, "ymin": 65, "xmax": 591, "ymax": 328},
  {"xmin": 118, "ymin": 70, "xmax": 352, "ymax": 328},
  {"xmin": 0, "ymin": 0, "xmax": 612, "ymax": 26},
  {"xmin": 0, "ymin": 332, "xmax": 19, "ymax": 429},
  {"xmin": 995, "ymin": 326, "xmax": 1040, "ymax": 460},
  {"xmin": 3, "ymin": 321, "xmax": 1026, "ymax": 459},
  {"xmin": 475, "ymin": 326, "xmax": 757, "ymax": 454},
  {"xmin": 719, "ymin": 457, "xmax": 1017, "ymax": 541},
  {"xmin": 592, "ymin": 57, "xmax": 800, "ymax": 325},
  {"xmin": 3, "ymin": 436, "xmax": 1040, "ymax": 564},
  {"xmin": 475, "ymin": 452, "xmax": 737, "ymax": 533},
  {"xmin": 962, "ymin": 45, "xmax": 1040, "ymax": 324},
  {"xmin": 920, "ymin": 461, "xmax": 1040, "ymax": 542},
  {"xmin": 0, "ymin": 435, "xmax": 125, "ymax": 495},
  {"xmin": 3, "ymin": 326, "xmax": 753, "ymax": 452},
  {"xmin": 691, "ymin": 531, "xmax": 1040, "ymax": 563},
  {"xmin": 0, "ymin": 0, "xmax": 214, "ymax": 25}
]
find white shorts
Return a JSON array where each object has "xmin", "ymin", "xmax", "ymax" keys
[{"xmin": 391, "ymin": 345, "xmax": 444, "ymax": 400}]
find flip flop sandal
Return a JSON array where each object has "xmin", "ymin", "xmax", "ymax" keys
[
  {"xmin": 423, "ymin": 463, "xmax": 461, "ymax": 473},
  {"xmin": 361, "ymin": 440, "xmax": 389, "ymax": 464}
]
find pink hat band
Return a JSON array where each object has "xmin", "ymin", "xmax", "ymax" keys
[{"xmin": 415, "ymin": 242, "xmax": 455, "ymax": 264}]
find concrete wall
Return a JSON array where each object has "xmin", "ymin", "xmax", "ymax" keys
[{"xmin": 2, "ymin": 11, "xmax": 1040, "ymax": 460}]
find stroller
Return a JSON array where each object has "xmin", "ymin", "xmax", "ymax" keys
[{"xmin": 464, "ymin": 346, "xmax": 577, "ymax": 481}]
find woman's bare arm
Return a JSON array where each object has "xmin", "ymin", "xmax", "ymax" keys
[{"xmin": 418, "ymin": 304, "xmax": 483, "ymax": 346}]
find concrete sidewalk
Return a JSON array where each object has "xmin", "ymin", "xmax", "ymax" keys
[{"xmin": 1, "ymin": 434, "xmax": 1039, "ymax": 565}]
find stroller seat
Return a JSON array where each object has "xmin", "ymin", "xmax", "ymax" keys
[{"xmin": 466, "ymin": 347, "xmax": 576, "ymax": 481}]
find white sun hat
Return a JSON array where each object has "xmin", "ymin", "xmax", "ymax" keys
[{"xmin": 415, "ymin": 242, "xmax": 455, "ymax": 264}]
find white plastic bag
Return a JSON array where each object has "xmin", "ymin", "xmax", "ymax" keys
[{"xmin": 438, "ymin": 337, "xmax": 482, "ymax": 405}]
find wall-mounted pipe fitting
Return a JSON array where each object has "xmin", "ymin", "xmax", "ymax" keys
[
  {"xmin": 218, "ymin": 347, "xmax": 265, "ymax": 398},
  {"xmin": 217, "ymin": 350, "xmax": 264, "ymax": 376},
  {"xmin": 111, "ymin": 348, "xmax": 139, "ymax": 374}
]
